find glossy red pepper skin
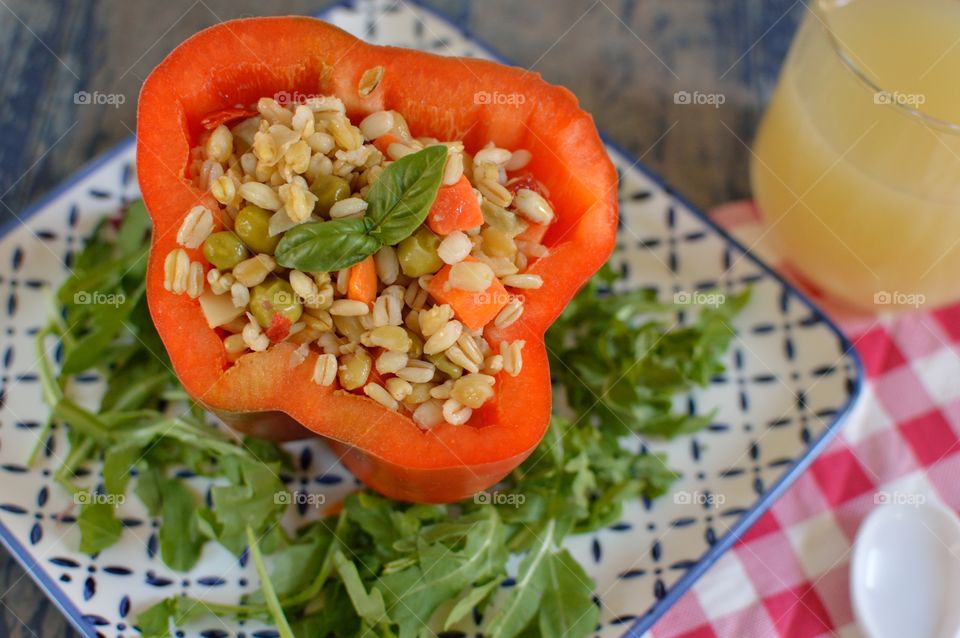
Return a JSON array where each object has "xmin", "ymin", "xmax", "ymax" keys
[{"xmin": 137, "ymin": 17, "xmax": 617, "ymax": 503}]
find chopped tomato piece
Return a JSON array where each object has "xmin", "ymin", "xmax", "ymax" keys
[
  {"xmin": 201, "ymin": 107, "xmax": 258, "ymax": 130},
  {"xmin": 265, "ymin": 314, "xmax": 292, "ymax": 342},
  {"xmin": 505, "ymin": 173, "xmax": 549, "ymax": 198}
]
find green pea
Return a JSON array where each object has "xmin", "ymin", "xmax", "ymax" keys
[
  {"xmin": 235, "ymin": 205, "xmax": 279, "ymax": 254},
  {"xmin": 339, "ymin": 349, "xmax": 372, "ymax": 391},
  {"xmin": 481, "ymin": 200, "xmax": 528, "ymax": 238},
  {"xmin": 310, "ymin": 174, "xmax": 351, "ymax": 217},
  {"xmin": 249, "ymin": 277, "xmax": 302, "ymax": 329},
  {"xmin": 202, "ymin": 231, "xmax": 249, "ymax": 270},
  {"xmin": 406, "ymin": 330, "xmax": 424, "ymax": 358},
  {"xmin": 427, "ymin": 353, "xmax": 462, "ymax": 380},
  {"xmin": 397, "ymin": 227, "xmax": 443, "ymax": 277}
]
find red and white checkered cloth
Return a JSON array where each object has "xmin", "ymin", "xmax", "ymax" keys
[{"xmin": 649, "ymin": 201, "xmax": 960, "ymax": 638}]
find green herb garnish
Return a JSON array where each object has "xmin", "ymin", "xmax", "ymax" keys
[
  {"xmin": 363, "ymin": 144, "xmax": 448, "ymax": 245},
  {"xmin": 36, "ymin": 202, "xmax": 746, "ymax": 638},
  {"xmin": 547, "ymin": 265, "xmax": 750, "ymax": 439},
  {"xmin": 275, "ymin": 145, "xmax": 447, "ymax": 271},
  {"xmin": 35, "ymin": 201, "xmax": 290, "ymax": 573},
  {"xmin": 273, "ymin": 216, "xmax": 381, "ymax": 272}
]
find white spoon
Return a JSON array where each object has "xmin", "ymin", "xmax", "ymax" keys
[{"xmin": 851, "ymin": 502, "xmax": 960, "ymax": 638}]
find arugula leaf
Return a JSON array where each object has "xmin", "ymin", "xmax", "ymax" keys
[
  {"xmin": 56, "ymin": 247, "xmax": 143, "ymax": 308},
  {"xmin": 247, "ymin": 527, "xmax": 295, "ymax": 638},
  {"xmin": 158, "ymin": 479, "xmax": 205, "ymax": 571},
  {"xmin": 380, "ymin": 508, "xmax": 505, "ymax": 638},
  {"xmin": 132, "ymin": 467, "xmax": 162, "ymax": 519},
  {"xmin": 100, "ymin": 351, "xmax": 170, "ymax": 413},
  {"xmin": 211, "ymin": 458, "xmax": 287, "ymax": 555},
  {"xmin": 345, "ymin": 492, "xmax": 442, "ymax": 556},
  {"xmin": 365, "ymin": 145, "xmax": 446, "ymax": 245},
  {"xmin": 102, "ymin": 439, "xmax": 143, "ymax": 496},
  {"xmin": 60, "ymin": 282, "xmax": 146, "ymax": 376},
  {"xmin": 137, "ymin": 597, "xmax": 207, "ymax": 638},
  {"xmin": 332, "ymin": 549, "xmax": 387, "ymax": 625},
  {"xmin": 289, "ymin": 582, "xmax": 362, "ymax": 638},
  {"xmin": 77, "ymin": 502, "xmax": 123, "ymax": 555},
  {"xmin": 539, "ymin": 550, "xmax": 598, "ymax": 638},
  {"xmin": 444, "ymin": 578, "xmax": 499, "ymax": 630},
  {"xmin": 485, "ymin": 519, "xmax": 554, "ymax": 638},
  {"xmin": 274, "ymin": 217, "xmax": 381, "ymax": 272},
  {"xmin": 115, "ymin": 200, "xmax": 151, "ymax": 256},
  {"xmin": 51, "ymin": 398, "xmax": 111, "ymax": 445},
  {"xmin": 245, "ymin": 530, "xmax": 332, "ymax": 604},
  {"xmin": 546, "ymin": 263, "xmax": 749, "ymax": 438},
  {"xmin": 137, "ymin": 595, "xmax": 256, "ymax": 638}
]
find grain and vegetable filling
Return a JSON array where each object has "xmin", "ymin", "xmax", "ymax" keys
[{"xmin": 164, "ymin": 92, "xmax": 556, "ymax": 429}]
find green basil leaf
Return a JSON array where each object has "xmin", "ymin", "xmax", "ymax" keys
[
  {"xmin": 274, "ymin": 218, "xmax": 381, "ymax": 271},
  {"xmin": 365, "ymin": 145, "xmax": 447, "ymax": 245}
]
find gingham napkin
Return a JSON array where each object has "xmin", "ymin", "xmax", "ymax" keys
[{"xmin": 649, "ymin": 201, "xmax": 960, "ymax": 638}]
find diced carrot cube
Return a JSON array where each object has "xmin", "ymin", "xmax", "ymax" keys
[
  {"xmin": 427, "ymin": 257, "xmax": 508, "ymax": 330},
  {"xmin": 347, "ymin": 256, "xmax": 377, "ymax": 305},
  {"xmin": 372, "ymin": 132, "xmax": 401, "ymax": 156},
  {"xmin": 426, "ymin": 176, "xmax": 483, "ymax": 236}
]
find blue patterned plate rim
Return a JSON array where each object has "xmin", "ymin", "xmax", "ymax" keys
[{"xmin": 0, "ymin": 2, "xmax": 864, "ymax": 636}]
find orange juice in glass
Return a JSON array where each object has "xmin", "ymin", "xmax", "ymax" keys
[{"xmin": 750, "ymin": 0, "xmax": 960, "ymax": 310}]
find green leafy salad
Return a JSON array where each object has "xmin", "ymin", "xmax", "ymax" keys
[{"xmin": 33, "ymin": 200, "xmax": 747, "ymax": 638}]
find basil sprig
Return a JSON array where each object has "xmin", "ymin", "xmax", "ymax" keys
[
  {"xmin": 275, "ymin": 145, "xmax": 447, "ymax": 271},
  {"xmin": 271, "ymin": 218, "xmax": 380, "ymax": 273}
]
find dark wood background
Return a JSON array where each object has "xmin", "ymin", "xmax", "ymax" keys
[{"xmin": 0, "ymin": 0, "xmax": 801, "ymax": 634}]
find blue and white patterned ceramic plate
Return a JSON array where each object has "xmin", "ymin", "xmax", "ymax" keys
[{"xmin": 0, "ymin": 1, "xmax": 862, "ymax": 636}]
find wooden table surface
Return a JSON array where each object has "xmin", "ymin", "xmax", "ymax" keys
[{"xmin": 0, "ymin": 0, "xmax": 801, "ymax": 635}]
